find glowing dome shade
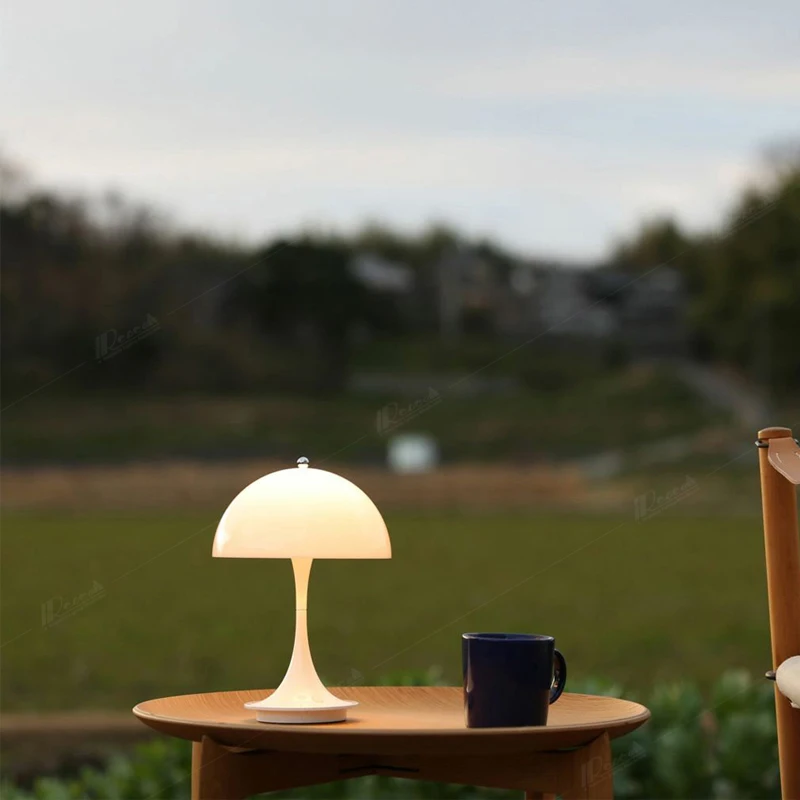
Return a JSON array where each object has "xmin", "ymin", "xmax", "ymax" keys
[{"xmin": 212, "ymin": 463, "xmax": 391, "ymax": 560}]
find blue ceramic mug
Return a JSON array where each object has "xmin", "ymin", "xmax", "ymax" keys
[{"xmin": 462, "ymin": 633, "xmax": 567, "ymax": 727}]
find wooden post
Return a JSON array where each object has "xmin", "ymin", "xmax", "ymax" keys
[{"xmin": 757, "ymin": 426, "xmax": 800, "ymax": 800}]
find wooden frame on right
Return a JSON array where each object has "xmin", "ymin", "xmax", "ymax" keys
[{"xmin": 757, "ymin": 426, "xmax": 800, "ymax": 799}]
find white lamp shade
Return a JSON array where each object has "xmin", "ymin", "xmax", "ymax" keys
[{"xmin": 212, "ymin": 463, "xmax": 391, "ymax": 559}]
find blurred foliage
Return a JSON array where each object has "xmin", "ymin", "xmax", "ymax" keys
[
  {"xmin": 612, "ymin": 159, "xmax": 800, "ymax": 391},
  {"xmin": 0, "ymin": 178, "xmax": 470, "ymax": 398},
  {"xmin": 0, "ymin": 671, "xmax": 779, "ymax": 799},
  {"xmin": 3, "ymin": 150, "xmax": 799, "ymax": 404},
  {"xmin": 229, "ymin": 239, "xmax": 400, "ymax": 393}
]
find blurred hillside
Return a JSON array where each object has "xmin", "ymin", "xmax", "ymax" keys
[{"xmin": 2, "ymin": 151, "xmax": 799, "ymax": 464}]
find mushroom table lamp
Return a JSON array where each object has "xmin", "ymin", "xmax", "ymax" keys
[{"xmin": 212, "ymin": 457, "xmax": 391, "ymax": 724}]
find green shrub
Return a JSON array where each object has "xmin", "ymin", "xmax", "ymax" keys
[
  {"xmin": 607, "ymin": 670, "xmax": 779, "ymax": 799},
  {"xmin": 1, "ymin": 671, "xmax": 779, "ymax": 799}
]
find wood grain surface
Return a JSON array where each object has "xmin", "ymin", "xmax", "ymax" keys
[{"xmin": 134, "ymin": 687, "xmax": 650, "ymax": 756}]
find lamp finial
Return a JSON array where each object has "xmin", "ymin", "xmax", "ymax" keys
[{"xmin": 297, "ymin": 456, "xmax": 309, "ymax": 469}]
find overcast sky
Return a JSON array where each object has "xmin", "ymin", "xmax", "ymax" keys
[{"xmin": 3, "ymin": 0, "xmax": 799, "ymax": 259}]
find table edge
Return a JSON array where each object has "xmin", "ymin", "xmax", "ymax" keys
[{"xmin": 132, "ymin": 689, "xmax": 651, "ymax": 742}]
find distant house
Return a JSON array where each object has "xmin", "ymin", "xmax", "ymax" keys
[
  {"xmin": 498, "ymin": 260, "xmax": 686, "ymax": 356},
  {"xmin": 432, "ymin": 246, "xmax": 686, "ymax": 357},
  {"xmin": 531, "ymin": 265, "xmax": 617, "ymax": 340},
  {"xmin": 586, "ymin": 267, "xmax": 687, "ymax": 356},
  {"xmin": 350, "ymin": 253, "xmax": 413, "ymax": 294},
  {"xmin": 348, "ymin": 252, "xmax": 416, "ymax": 338},
  {"xmin": 434, "ymin": 247, "xmax": 504, "ymax": 342},
  {"xmin": 349, "ymin": 244, "xmax": 684, "ymax": 358}
]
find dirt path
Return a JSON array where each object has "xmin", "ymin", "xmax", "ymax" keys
[
  {"xmin": 1, "ymin": 712, "xmax": 154, "ymax": 781},
  {"xmin": 2, "ymin": 460, "xmax": 627, "ymax": 512}
]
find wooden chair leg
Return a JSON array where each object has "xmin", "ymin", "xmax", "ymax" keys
[{"xmin": 758, "ymin": 427, "xmax": 800, "ymax": 800}]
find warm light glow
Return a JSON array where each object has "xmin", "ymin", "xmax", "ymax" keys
[
  {"xmin": 212, "ymin": 464, "xmax": 391, "ymax": 559},
  {"xmin": 211, "ymin": 459, "xmax": 391, "ymax": 722}
]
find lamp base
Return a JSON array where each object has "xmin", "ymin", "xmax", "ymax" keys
[
  {"xmin": 247, "ymin": 560, "xmax": 360, "ymax": 724},
  {"xmin": 244, "ymin": 697, "xmax": 358, "ymax": 724}
]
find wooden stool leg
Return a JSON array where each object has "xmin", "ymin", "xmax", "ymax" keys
[
  {"xmin": 191, "ymin": 742, "xmax": 205, "ymax": 800},
  {"xmin": 191, "ymin": 736, "xmax": 367, "ymax": 799},
  {"xmin": 193, "ymin": 737, "xmax": 257, "ymax": 800},
  {"xmin": 192, "ymin": 738, "xmax": 237, "ymax": 800},
  {"xmin": 584, "ymin": 732, "xmax": 614, "ymax": 799},
  {"xmin": 560, "ymin": 732, "xmax": 613, "ymax": 799}
]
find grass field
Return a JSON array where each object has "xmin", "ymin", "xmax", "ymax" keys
[
  {"xmin": 2, "ymin": 366, "xmax": 719, "ymax": 463},
  {"xmin": 1, "ymin": 508, "xmax": 771, "ymax": 712}
]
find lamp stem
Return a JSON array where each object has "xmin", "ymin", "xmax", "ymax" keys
[
  {"xmin": 293, "ymin": 556, "xmax": 312, "ymax": 611},
  {"xmin": 284, "ymin": 557, "xmax": 320, "ymax": 696},
  {"xmin": 243, "ymin": 556, "xmax": 356, "ymax": 722},
  {"xmin": 256, "ymin": 557, "xmax": 343, "ymax": 710}
]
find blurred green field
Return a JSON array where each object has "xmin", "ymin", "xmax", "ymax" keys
[
  {"xmin": 3, "ymin": 366, "xmax": 719, "ymax": 463},
  {"xmin": 1, "ymin": 508, "xmax": 770, "ymax": 711}
]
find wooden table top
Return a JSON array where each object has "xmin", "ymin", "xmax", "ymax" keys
[{"xmin": 134, "ymin": 687, "xmax": 650, "ymax": 756}]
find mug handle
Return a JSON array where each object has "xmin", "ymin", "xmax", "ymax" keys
[{"xmin": 549, "ymin": 649, "xmax": 567, "ymax": 704}]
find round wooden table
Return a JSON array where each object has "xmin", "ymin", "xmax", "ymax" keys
[{"xmin": 134, "ymin": 687, "xmax": 650, "ymax": 799}]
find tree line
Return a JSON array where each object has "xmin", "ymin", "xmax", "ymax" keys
[
  {"xmin": 612, "ymin": 149, "xmax": 799, "ymax": 391},
  {"xmin": 2, "ymin": 150, "xmax": 798, "ymax": 401}
]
